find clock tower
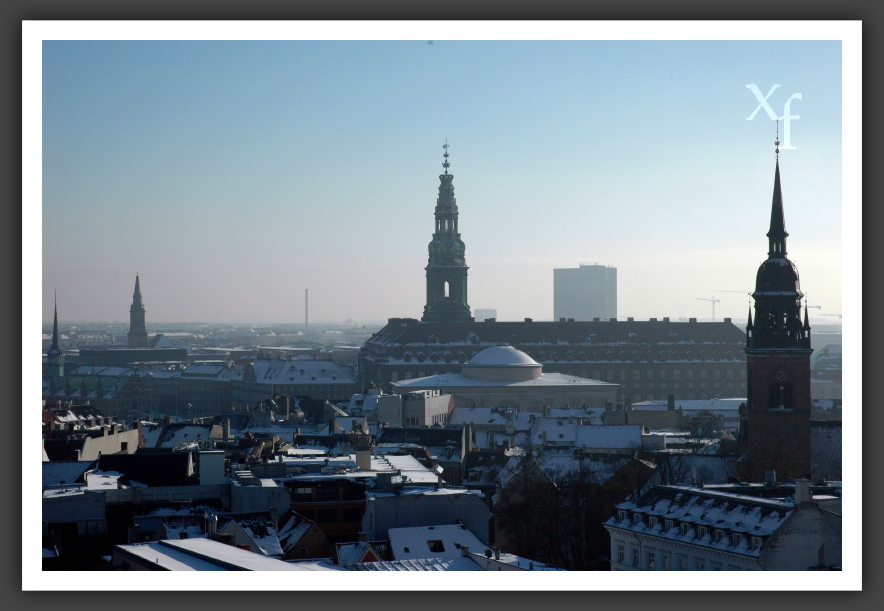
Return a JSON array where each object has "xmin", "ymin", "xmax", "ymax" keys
[
  {"xmin": 422, "ymin": 142, "xmax": 473, "ymax": 323},
  {"xmin": 739, "ymin": 146, "xmax": 813, "ymax": 482}
]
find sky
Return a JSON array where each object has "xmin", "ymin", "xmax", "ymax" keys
[{"xmin": 32, "ymin": 23, "xmax": 855, "ymax": 328}]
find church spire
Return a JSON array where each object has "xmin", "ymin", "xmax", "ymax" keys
[
  {"xmin": 422, "ymin": 141, "xmax": 472, "ymax": 323},
  {"xmin": 767, "ymin": 159, "xmax": 788, "ymax": 258},
  {"xmin": 50, "ymin": 290, "xmax": 61, "ymax": 353},
  {"xmin": 128, "ymin": 273, "xmax": 148, "ymax": 348}
]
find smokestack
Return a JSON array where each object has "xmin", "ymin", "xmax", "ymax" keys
[{"xmin": 305, "ymin": 289, "xmax": 308, "ymax": 330}]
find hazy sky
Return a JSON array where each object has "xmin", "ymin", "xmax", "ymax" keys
[{"xmin": 32, "ymin": 23, "xmax": 856, "ymax": 326}]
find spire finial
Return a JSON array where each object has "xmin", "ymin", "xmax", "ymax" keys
[
  {"xmin": 442, "ymin": 139, "xmax": 450, "ymax": 174},
  {"xmin": 775, "ymin": 119, "xmax": 780, "ymax": 161}
]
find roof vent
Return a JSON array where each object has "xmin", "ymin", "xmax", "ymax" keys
[
  {"xmin": 689, "ymin": 318, "xmax": 697, "ymax": 323},
  {"xmin": 524, "ymin": 318, "xmax": 533, "ymax": 323},
  {"xmin": 627, "ymin": 317, "xmax": 634, "ymax": 322}
]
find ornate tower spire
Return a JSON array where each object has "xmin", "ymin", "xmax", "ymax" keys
[
  {"xmin": 128, "ymin": 273, "xmax": 149, "ymax": 348},
  {"xmin": 422, "ymin": 142, "xmax": 472, "ymax": 323},
  {"xmin": 740, "ymin": 148, "xmax": 813, "ymax": 483}
]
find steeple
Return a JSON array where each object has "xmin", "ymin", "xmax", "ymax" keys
[
  {"xmin": 739, "ymin": 143, "xmax": 813, "ymax": 483},
  {"xmin": 422, "ymin": 141, "xmax": 472, "ymax": 323},
  {"xmin": 128, "ymin": 273, "xmax": 149, "ymax": 348},
  {"xmin": 45, "ymin": 291, "xmax": 65, "ymax": 389},
  {"xmin": 767, "ymin": 161, "xmax": 788, "ymax": 258},
  {"xmin": 49, "ymin": 291, "xmax": 61, "ymax": 354}
]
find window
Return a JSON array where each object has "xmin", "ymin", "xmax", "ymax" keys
[
  {"xmin": 620, "ymin": 371, "xmax": 627, "ymax": 381},
  {"xmin": 713, "ymin": 369, "xmax": 721, "ymax": 380},
  {"xmin": 617, "ymin": 544, "xmax": 625, "ymax": 564},
  {"xmin": 714, "ymin": 529, "xmax": 726, "ymax": 543},
  {"xmin": 697, "ymin": 526, "xmax": 708, "ymax": 539},
  {"xmin": 741, "ymin": 370, "xmax": 746, "ymax": 380},
  {"xmin": 731, "ymin": 533, "xmax": 744, "ymax": 547},
  {"xmin": 427, "ymin": 540, "xmax": 445, "ymax": 552},
  {"xmin": 679, "ymin": 557, "xmax": 688, "ymax": 571},
  {"xmin": 664, "ymin": 519, "xmax": 674, "ymax": 531},
  {"xmin": 617, "ymin": 510, "xmax": 628, "ymax": 522},
  {"xmin": 663, "ymin": 554, "xmax": 671, "ymax": 571},
  {"xmin": 648, "ymin": 516, "xmax": 658, "ymax": 528},
  {"xmin": 647, "ymin": 370, "xmax": 654, "ymax": 381},
  {"xmin": 633, "ymin": 513, "xmax": 644, "ymax": 526},
  {"xmin": 686, "ymin": 370, "xmax": 694, "ymax": 380},
  {"xmin": 750, "ymin": 536, "xmax": 763, "ymax": 550},
  {"xmin": 680, "ymin": 523, "xmax": 692, "ymax": 537},
  {"xmin": 647, "ymin": 550, "xmax": 656, "ymax": 570},
  {"xmin": 700, "ymin": 370, "xmax": 707, "ymax": 380},
  {"xmin": 607, "ymin": 370, "xmax": 614, "ymax": 380},
  {"xmin": 727, "ymin": 370, "xmax": 734, "ymax": 380},
  {"xmin": 120, "ymin": 442, "xmax": 129, "ymax": 452},
  {"xmin": 632, "ymin": 548, "xmax": 640, "ymax": 567},
  {"xmin": 300, "ymin": 547, "xmax": 308, "ymax": 556},
  {"xmin": 673, "ymin": 370, "xmax": 681, "ymax": 380},
  {"xmin": 593, "ymin": 370, "xmax": 600, "ymax": 379},
  {"xmin": 695, "ymin": 559, "xmax": 705, "ymax": 570},
  {"xmin": 633, "ymin": 370, "xmax": 641, "ymax": 380},
  {"xmin": 660, "ymin": 370, "xmax": 667, "ymax": 380}
]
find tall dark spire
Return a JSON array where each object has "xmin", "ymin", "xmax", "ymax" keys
[
  {"xmin": 422, "ymin": 142, "xmax": 472, "ymax": 323},
  {"xmin": 46, "ymin": 290, "xmax": 65, "ymax": 391},
  {"xmin": 128, "ymin": 273, "xmax": 149, "ymax": 348},
  {"xmin": 50, "ymin": 291, "xmax": 61, "ymax": 353},
  {"xmin": 767, "ymin": 161, "xmax": 788, "ymax": 258}
]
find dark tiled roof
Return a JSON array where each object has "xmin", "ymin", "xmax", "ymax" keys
[
  {"xmin": 375, "ymin": 427, "xmax": 463, "ymax": 448},
  {"xmin": 363, "ymin": 318, "xmax": 746, "ymax": 353},
  {"xmin": 96, "ymin": 452, "xmax": 195, "ymax": 487}
]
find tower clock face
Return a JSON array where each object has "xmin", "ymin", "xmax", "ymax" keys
[{"xmin": 776, "ymin": 369, "xmax": 788, "ymax": 383}]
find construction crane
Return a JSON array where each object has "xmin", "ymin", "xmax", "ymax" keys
[{"xmin": 695, "ymin": 297, "xmax": 720, "ymax": 322}]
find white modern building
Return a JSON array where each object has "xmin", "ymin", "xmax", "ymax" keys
[{"xmin": 553, "ymin": 263, "xmax": 617, "ymax": 322}]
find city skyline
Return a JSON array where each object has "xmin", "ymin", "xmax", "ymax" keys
[{"xmin": 30, "ymin": 23, "xmax": 858, "ymax": 331}]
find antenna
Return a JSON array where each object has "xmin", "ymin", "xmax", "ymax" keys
[
  {"xmin": 775, "ymin": 119, "xmax": 780, "ymax": 161},
  {"xmin": 442, "ymin": 139, "xmax": 450, "ymax": 174}
]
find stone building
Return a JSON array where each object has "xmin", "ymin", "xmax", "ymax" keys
[{"xmin": 358, "ymin": 146, "xmax": 748, "ymax": 403}]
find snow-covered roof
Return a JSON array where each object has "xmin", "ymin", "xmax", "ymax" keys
[
  {"xmin": 388, "ymin": 523, "xmax": 486, "ymax": 561},
  {"xmin": 350, "ymin": 557, "xmax": 482, "ymax": 571},
  {"xmin": 249, "ymin": 359, "xmax": 355, "ymax": 386},
  {"xmin": 114, "ymin": 538, "xmax": 312, "ymax": 571},
  {"xmin": 85, "ymin": 469, "xmax": 124, "ymax": 489},
  {"xmin": 606, "ymin": 484, "xmax": 798, "ymax": 557},
  {"xmin": 466, "ymin": 346, "xmax": 539, "ymax": 367},
  {"xmin": 393, "ymin": 371, "xmax": 616, "ymax": 389},
  {"xmin": 141, "ymin": 424, "xmax": 217, "ymax": 448}
]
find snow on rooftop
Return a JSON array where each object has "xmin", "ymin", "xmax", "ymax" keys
[{"xmin": 388, "ymin": 523, "xmax": 487, "ymax": 561}]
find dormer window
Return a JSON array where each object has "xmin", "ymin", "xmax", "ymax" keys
[
  {"xmin": 680, "ymin": 523, "xmax": 692, "ymax": 537},
  {"xmin": 664, "ymin": 519, "xmax": 674, "ymax": 531},
  {"xmin": 648, "ymin": 516, "xmax": 658, "ymax": 528},
  {"xmin": 731, "ymin": 533, "xmax": 744, "ymax": 547}
]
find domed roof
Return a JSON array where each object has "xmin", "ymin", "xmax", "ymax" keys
[
  {"xmin": 466, "ymin": 345, "xmax": 539, "ymax": 367},
  {"xmin": 754, "ymin": 257, "xmax": 801, "ymax": 295}
]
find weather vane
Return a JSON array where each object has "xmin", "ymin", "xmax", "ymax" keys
[{"xmin": 442, "ymin": 139, "xmax": 450, "ymax": 174}]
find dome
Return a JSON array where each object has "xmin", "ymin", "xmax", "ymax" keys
[
  {"xmin": 466, "ymin": 345, "xmax": 539, "ymax": 367},
  {"xmin": 462, "ymin": 346, "xmax": 542, "ymax": 383},
  {"xmin": 754, "ymin": 257, "xmax": 801, "ymax": 295}
]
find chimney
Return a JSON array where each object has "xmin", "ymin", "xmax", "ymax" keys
[
  {"xmin": 356, "ymin": 448, "xmax": 372, "ymax": 471},
  {"xmin": 667, "ymin": 394, "xmax": 675, "ymax": 411},
  {"xmin": 223, "ymin": 419, "xmax": 231, "ymax": 441},
  {"xmin": 460, "ymin": 546, "xmax": 470, "ymax": 557},
  {"xmin": 794, "ymin": 478, "xmax": 812, "ymax": 504}
]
